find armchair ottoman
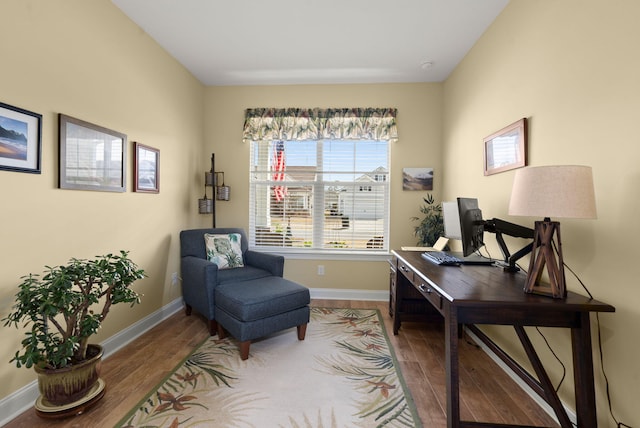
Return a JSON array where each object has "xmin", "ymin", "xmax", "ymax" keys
[{"xmin": 215, "ymin": 276, "xmax": 310, "ymax": 360}]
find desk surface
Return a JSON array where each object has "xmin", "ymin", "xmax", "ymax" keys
[{"xmin": 392, "ymin": 250, "xmax": 614, "ymax": 316}]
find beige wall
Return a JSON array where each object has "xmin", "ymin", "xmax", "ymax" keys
[
  {"xmin": 0, "ymin": 0, "xmax": 205, "ymax": 400},
  {"xmin": 443, "ymin": 0, "xmax": 639, "ymax": 424},
  {"xmin": 205, "ymin": 84, "xmax": 443, "ymax": 289}
]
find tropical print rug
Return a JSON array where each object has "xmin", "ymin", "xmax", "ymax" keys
[{"xmin": 116, "ymin": 307, "xmax": 422, "ymax": 428}]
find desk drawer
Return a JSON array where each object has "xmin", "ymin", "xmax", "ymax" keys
[
  {"xmin": 413, "ymin": 279, "xmax": 442, "ymax": 310},
  {"xmin": 397, "ymin": 260, "xmax": 415, "ymax": 283}
]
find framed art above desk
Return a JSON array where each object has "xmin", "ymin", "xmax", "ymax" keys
[
  {"xmin": 483, "ymin": 118, "xmax": 527, "ymax": 176},
  {"xmin": 389, "ymin": 250, "xmax": 614, "ymax": 428}
]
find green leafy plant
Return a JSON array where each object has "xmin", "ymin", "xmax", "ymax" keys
[
  {"xmin": 3, "ymin": 251, "xmax": 146, "ymax": 370},
  {"xmin": 410, "ymin": 194, "xmax": 444, "ymax": 247}
]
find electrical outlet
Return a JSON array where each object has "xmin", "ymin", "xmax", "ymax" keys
[
  {"xmin": 171, "ymin": 272, "xmax": 179, "ymax": 286},
  {"xmin": 317, "ymin": 265, "xmax": 325, "ymax": 276}
]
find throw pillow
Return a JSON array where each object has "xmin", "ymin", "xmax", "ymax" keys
[{"xmin": 204, "ymin": 233, "xmax": 244, "ymax": 269}]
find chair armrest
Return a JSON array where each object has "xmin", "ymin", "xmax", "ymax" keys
[
  {"xmin": 244, "ymin": 250, "xmax": 284, "ymax": 277},
  {"xmin": 182, "ymin": 256, "xmax": 219, "ymax": 287},
  {"xmin": 181, "ymin": 256, "xmax": 220, "ymax": 319}
]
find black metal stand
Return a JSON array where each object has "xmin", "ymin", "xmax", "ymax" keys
[{"xmin": 210, "ymin": 153, "xmax": 216, "ymax": 228}]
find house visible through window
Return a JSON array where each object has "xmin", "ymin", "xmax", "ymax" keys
[{"xmin": 249, "ymin": 139, "xmax": 390, "ymax": 253}]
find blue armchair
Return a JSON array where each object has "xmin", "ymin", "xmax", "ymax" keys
[{"xmin": 180, "ymin": 228, "xmax": 285, "ymax": 335}]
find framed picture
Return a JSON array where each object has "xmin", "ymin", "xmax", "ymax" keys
[
  {"xmin": 133, "ymin": 142, "xmax": 159, "ymax": 193},
  {"xmin": 402, "ymin": 167, "xmax": 433, "ymax": 190},
  {"xmin": 59, "ymin": 114, "xmax": 127, "ymax": 192},
  {"xmin": 483, "ymin": 118, "xmax": 528, "ymax": 176},
  {"xmin": 0, "ymin": 102, "xmax": 42, "ymax": 174}
]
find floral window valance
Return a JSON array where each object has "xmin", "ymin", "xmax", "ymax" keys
[{"xmin": 243, "ymin": 108, "xmax": 398, "ymax": 143}]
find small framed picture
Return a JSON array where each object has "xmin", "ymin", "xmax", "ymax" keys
[
  {"xmin": 483, "ymin": 118, "xmax": 528, "ymax": 176},
  {"xmin": 59, "ymin": 114, "xmax": 127, "ymax": 192},
  {"xmin": 402, "ymin": 167, "xmax": 433, "ymax": 190},
  {"xmin": 133, "ymin": 142, "xmax": 159, "ymax": 193},
  {"xmin": 0, "ymin": 102, "xmax": 42, "ymax": 174}
]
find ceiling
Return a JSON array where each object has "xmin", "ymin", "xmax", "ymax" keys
[{"xmin": 111, "ymin": 0, "xmax": 509, "ymax": 86}]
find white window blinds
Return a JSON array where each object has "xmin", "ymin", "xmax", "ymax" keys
[{"xmin": 249, "ymin": 139, "xmax": 390, "ymax": 253}]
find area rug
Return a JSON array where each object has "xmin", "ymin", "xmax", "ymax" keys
[{"xmin": 116, "ymin": 307, "xmax": 422, "ymax": 428}]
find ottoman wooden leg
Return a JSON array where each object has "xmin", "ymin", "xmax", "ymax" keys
[
  {"xmin": 209, "ymin": 320, "xmax": 218, "ymax": 336},
  {"xmin": 240, "ymin": 340, "xmax": 251, "ymax": 360},
  {"xmin": 297, "ymin": 323, "xmax": 308, "ymax": 340},
  {"xmin": 217, "ymin": 323, "xmax": 227, "ymax": 339}
]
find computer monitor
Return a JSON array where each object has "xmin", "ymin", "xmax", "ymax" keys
[
  {"xmin": 442, "ymin": 201, "xmax": 462, "ymax": 240},
  {"xmin": 457, "ymin": 197, "xmax": 485, "ymax": 257},
  {"xmin": 444, "ymin": 196, "xmax": 534, "ymax": 270}
]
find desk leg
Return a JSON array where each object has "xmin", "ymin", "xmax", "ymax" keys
[
  {"xmin": 393, "ymin": 309, "xmax": 401, "ymax": 335},
  {"xmin": 392, "ymin": 284, "xmax": 402, "ymax": 335},
  {"xmin": 572, "ymin": 312, "xmax": 597, "ymax": 428},
  {"xmin": 445, "ymin": 304, "xmax": 460, "ymax": 428},
  {"xmin": 515, "ymin": 326, "xmax": 572, "ymax": 428}
]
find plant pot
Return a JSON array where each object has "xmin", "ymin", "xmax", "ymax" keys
[{"xmin": 34, "ymin": 344, "xmax": 104, "ymax": 406}]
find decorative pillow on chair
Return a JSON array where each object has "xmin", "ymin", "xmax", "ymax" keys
[{"xmin": 204, "ymin": 233, "xmax": 244, "ymax": 269}]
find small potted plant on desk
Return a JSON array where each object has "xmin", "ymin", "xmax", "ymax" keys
[
  {"xmin": 411, "ymin": 193, "xmax": 445, "ymax": 247},
  {"xmin": 2, "ymin": 251, "xmax": 146, "ymax": 418}
]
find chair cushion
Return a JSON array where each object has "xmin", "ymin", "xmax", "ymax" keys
[
  {"xmin": 204, "ymin": 233, "xmax": 244, "ymax": 269},
  {"xmin": 216, "ymin": 265, "xmax": 272, "ymax": 284},
  {"xmin": 215, "ymin": 277, "xmax": 310, "ymax": 322}
]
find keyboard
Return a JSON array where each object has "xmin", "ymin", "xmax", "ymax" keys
[{"xmin": 421, "ymin": 251, "xmax": 462, "ymax": 266}]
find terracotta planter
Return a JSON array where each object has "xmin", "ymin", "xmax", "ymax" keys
[{"xmin": 34, "ymin": 344, "xmax": 104, "ymax": 406}]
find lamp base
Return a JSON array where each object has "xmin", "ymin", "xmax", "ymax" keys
[{"xmin": 524, "ymin": 220, "xmax": 566, "ymax": 299}]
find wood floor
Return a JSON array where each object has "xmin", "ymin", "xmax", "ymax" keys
[{"xmin": 5, "ymin": 299, "xmax": 559, "ymax": 428}]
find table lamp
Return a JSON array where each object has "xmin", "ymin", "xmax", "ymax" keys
[{"xmin": 508, "ymin": 165, "xmax": 597, "ymax": 298}]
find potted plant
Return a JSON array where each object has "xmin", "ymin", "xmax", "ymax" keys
[
  {"xmin": 411, "ymin": 193, "xmax": 445, "ymax": 247},
  {"xmin": 2, "ymin": 251, "xmax": 145, "ymax": 411}
]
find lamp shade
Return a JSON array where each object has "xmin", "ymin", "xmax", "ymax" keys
[
  {"xmin": 508, "ymin": 165, "xmax": 597, "ymax": 219},
  {"xmin": 198, "ymin": 197, "xmax": 213, "ymax": 214}
]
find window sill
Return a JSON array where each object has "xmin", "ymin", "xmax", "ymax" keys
[{"xmin": 248, "ymin": 248, "xmax": 391, "ymax": 262}]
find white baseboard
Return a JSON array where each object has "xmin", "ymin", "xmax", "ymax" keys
[
  {"xmin": 0, "ymin": 380, "xmax": 40, "ymax": 427},
  {"xmin": 0, "ymin": 297, "xmax": 184, "ymax": 426},
  {"xmin": 309, "ymin": 287, "xmax": 388, "ymax": 301},
  {"xmin": 101, "ymin": 298, "xmax": 184, "ymax": 359}
]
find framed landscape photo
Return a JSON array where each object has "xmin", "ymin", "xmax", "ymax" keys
[
  {"xmin": 59, "ymin": 114, "xmax": 127, "ymax": 192},
  {"xmin": 402, "ymin": 167, "xmax": 433, "ymax": 190},
  {"xmin": 133, "ymin": 142, "xmax": 159, "ymax": 193},
  {"xmin": 0, "ymin": 102, "xmax": 42, "ymax": 174},
  {"xmin": 483, "ymin": 118, "xmax": 528, "ymax": 176}
]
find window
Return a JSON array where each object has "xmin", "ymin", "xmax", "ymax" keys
[
  {"xmin": 243, "ymin": 107, "xmax": 397, "ymax": 255},
  {"xmin": 249, "ymin": 139, "xmax": 390, "ymax": 253}
]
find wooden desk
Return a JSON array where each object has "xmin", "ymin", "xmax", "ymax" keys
[{"xmin": 390, "ymin": 250, "xmax": 615, "ymax": 428}]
